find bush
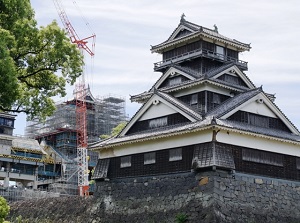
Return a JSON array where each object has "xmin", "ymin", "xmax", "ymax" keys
[{"xmin": 0, "ymin": 196, "xmax": 9, "ymax": 223}]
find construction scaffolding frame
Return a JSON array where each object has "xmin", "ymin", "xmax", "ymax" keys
[{"xmin": 25, "ymin": 90, "xmax": 127, "ymax": 195}]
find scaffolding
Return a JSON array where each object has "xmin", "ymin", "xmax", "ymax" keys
[{"xmin": 25, "ymin": 89, "xmax": 127, "ymax": 195}]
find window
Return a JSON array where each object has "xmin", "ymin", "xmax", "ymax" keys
[
  {"xmin": 228, "ymin": 111, "xmax": 290, "ymax": 132},
  {"xmin": 190, "ymin": 94, "xmax": 198, "ymax": 105},
  {"xmin": 120, "ymin": 156, "xmax": 131, "ymax": 168},
  {"xmin": 0, "ymin": 118, "xmax": 14, "ymax": 128},
  {"xmin": 216, "ymin": 46, "xmax": 224, "ymax": 59},
  {"xmin": 249, "ymin": 113, "xmax": 269, "ymax": 128},
  {"xmin": 169, "ymin": 148, "xmax": 182, "ymax": 161},
  {"xmin": 149, "ymin": 117, "xmax": 168, "ymax": 129},
  {"xmin": 144, "ymin": 152, "xmax": 156, "ymax": 165},
  {"xmin": 242, "ymin": 149, "xmax": 283, "ymax": 167},
  {"xmin": 168, "ymin": 76, "xmax": 182, "ymax": 86}
]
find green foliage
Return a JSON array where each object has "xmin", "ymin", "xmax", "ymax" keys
[
  {"xmin": 0, "ymin": 0, "xmax": 83, "ymax": 121},
  {"xmin": 100, "ymin": 122, "xmax": 127, "ymax": 139},
  {"xmin": 0, "ymin": 196, "xmax": 9, "ymax": 223},
  {"xmin": 175, "ymin": 213, "xmax": 188, "ymax": 223}
]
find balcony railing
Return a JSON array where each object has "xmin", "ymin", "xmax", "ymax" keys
[{"xmin": 154, "ymin": 48, "xmax": 248, "ymax": 71}]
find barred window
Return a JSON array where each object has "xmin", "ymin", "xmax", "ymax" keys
[
  {"xmin": 169, "ymin": 76, "xmax": 182, "ymax": 86},
  {"xmin": 228, "ymin": 111, "xmax": 290, "ymax": 132},
  {"xmin": 144, "ymin": 152, "xmax": 156, "ymax": 165},
  {"xmin": 242, "ymin": 149, "xmax": 283, "ymax": 167},
  {"xmin": 149, "ymin": 117, "xmax": 167, "ymax": 129},
  {"xmin": 120, "ymin": 156, "xmax": 131, "ymax": 168},
  {"xmin": 169, "ymin": 148, "xmax": 182, "ymax": 161}
]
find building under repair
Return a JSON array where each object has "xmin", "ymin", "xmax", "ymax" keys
[{"xmin": 0, "ymin": 88, "xmax": 127, "ymax": 199}]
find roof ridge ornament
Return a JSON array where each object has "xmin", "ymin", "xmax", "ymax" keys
[
  {"xmin": 180, "ymin": 13, "xmax": 186, "ymax": 23},
  {"xmin": 213, "ymin": 24, "xmax": 218, "ymax": 33}
]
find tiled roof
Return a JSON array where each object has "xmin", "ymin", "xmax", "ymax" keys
[
  {"xmin": 211, "ymin": 78, "xmax": 250, "ymax": 91},
  {"xmin": 131, "ymin": 63, "xmax": 255, "ymax": 103},
  {"xmin": 119, "ymin": 88, "xmax": 202, "ymax": 138},
  {"xmin": 90, "ymin": 121, "xmax": 209, "ymax": 150},
  {"xmin": 217, "ymin": 119, "xmax": 300, "ymax": 142},
  {"xmin": 204, "ymin": 63, "xmax": 236, "ymax": 78},
  {"xmin": 171, "ymin": 64, "xmax": 200, "ymax": 78},
  {"xmin": 90, "ymin": 116, "xmax": 300, "ymax": 150},
  {"xmin": 202, "ymin": 63, "xmax": 255, "ymax": 90},
  {"xmin": 156, "ymin": 90, "xmax": 202, "ymax": 120},
  {"xmin": 206, "ymin": 88, "xmax": 262, "ymax": 118},
  {"xmin": 192, "ymin": 142, "xmax": 235, "ymax": 169},
  {"xmin": 130, "ymin": 77, "xmax": 250, "ymax": 103},
  {"xmin": 152, "ymin": 19, "xmax": 251, "ymax": 52}
]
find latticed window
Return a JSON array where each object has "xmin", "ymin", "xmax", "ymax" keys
[
  {"xmin": 242, "ymin": 149, "xmax": 283, "ymax": 167},
  {"xmin": 169, "ymin": 148, "xmax": 182, "ymax": 161},
  {"xmin": 144, "ymin": 152, "xmax": 156, "ymax": 165},
  {"xmin": 168, "ymin": 76, "xmax": 182, "ymax": 86},
  {"xmin": 249, "ymin": 113, "xmax": 269, "ymax": 128},
  {"xmin": 120, "ymin": 156, "xmax": 131, "ymax": 168},
  {"xmin": 149, "ymin": 117, "xmax": 168, "ymax": 129},
  {"xmin": 228, "ymin": 111, "xmax": 290, "ymax": 132}
]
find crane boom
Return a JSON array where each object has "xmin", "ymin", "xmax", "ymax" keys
[
  {"xmin": 53, "ymin": 0, "xmax": 96, "ymax": 196},
  {"xmin": 53, "ymin": 0, "xmax": 95, "ymax": 56}
]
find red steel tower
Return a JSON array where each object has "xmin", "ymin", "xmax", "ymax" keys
[{"xmin": 53, "ymin": 0, "xmax": 96, "ymax": 196}]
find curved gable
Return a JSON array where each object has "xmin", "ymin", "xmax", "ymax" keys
[{"xmin": 154, "ymin": 67, "xmax": 196, "ymax": 90}]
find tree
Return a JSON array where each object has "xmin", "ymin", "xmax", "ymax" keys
[
  {"xmin": 100, "ymin": 122, "xmax": 127, "ymax": 139},
  {"xmin": 0, "ymin": 0, "xmax": 83, "ymax": 120},
  {"xmin": 0, "ymin": 196, "xmax": 9, "ymax": 223}
]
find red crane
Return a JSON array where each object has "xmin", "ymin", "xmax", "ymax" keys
[{"xmin": 53, "ymin": 0, "xmax": 96, "ymax": 196}]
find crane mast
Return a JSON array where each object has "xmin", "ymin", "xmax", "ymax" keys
[{"xmin": 53, "ymin": 0, "xmax": 96, "ymax": 196}]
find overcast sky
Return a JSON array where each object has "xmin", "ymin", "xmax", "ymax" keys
[{"xmin": 14, "ymin": 0, "xmax": 300, "ymax": 135}]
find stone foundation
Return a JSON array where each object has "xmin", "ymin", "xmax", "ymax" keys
[{"xmin": 8, "ymin": 170, "xmax": 300, "ymax": 223}]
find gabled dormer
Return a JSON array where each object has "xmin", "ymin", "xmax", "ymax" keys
[
  {"xmin": 120, "ymin": 90, "xmax": 201, "ymax": 136},
  {"xmin": 131, "ymin": 63, "xmax": 254, "ymax": 105},
  {"xmin": 209, "ymin": 65, "xmax": 255, "ymax": 89},
  {"xmin": 206, "ymin": 88, "xmax": 299, "ymax": 134},
  {"xmin": 153, "ymin": 65, "xmax": 198, "ymax": 89}
]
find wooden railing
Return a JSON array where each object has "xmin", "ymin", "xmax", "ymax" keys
[{"xmin": 154, "ymin": 48, "xmax": 248, "ymax": 70}]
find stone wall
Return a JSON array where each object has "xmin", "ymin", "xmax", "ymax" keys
[
  {"xmin": 93, "ymin": 172, "xmax": 215, "ymax": 223},
  {"xmin": 8, "ymin": 170, "xmax": 300, "ymax": 223}
]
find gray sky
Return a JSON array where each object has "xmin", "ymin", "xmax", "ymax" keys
[{"xmin": 14, "ymin": 0, "xmax": 300, "ymax": 135}]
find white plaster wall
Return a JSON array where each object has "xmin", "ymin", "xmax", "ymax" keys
[
  {"xmin": 139, "ymin": 102, "xmax": 177, "ymax": 121},
  {"xmin": 100, "ymin": 130, "xmax": 212, "ymax": 158},
  {"xmin": 240, "ymin": 101, "xmax": 276, "ymax": 118},
  {"xmin": 217, "ymin": 129, "xmax": 300, "ymax": 157}
]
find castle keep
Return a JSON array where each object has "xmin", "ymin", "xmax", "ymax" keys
[{"xmin": 91, "ymin": 16, "xmax": 300, "ymax": 222}]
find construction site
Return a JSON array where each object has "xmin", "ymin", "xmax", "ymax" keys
[
  {"xmin": 24, "ymin": 88, "xmax": 127, "ymax": 196},
  {"xmin": 0, "ymin": 90, "xmax": 127, "ymax": 201}
]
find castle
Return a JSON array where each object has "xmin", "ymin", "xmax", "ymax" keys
[{"xmin": 91, "ymin": 16, "xmax": 300, "ymax": 222}]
